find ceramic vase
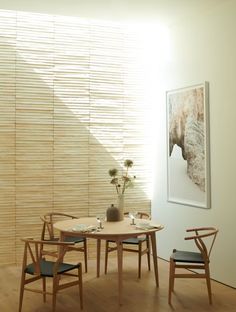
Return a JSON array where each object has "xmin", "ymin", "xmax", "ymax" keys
[{"xmin": 117, "ymin": 194, "xmax": 124, "ymax": 221}]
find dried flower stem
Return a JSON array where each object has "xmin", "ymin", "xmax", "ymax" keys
[
  {"xmin": 109, "ymin": 159, "xmax": 135, "ymax": 195},
  {"xmin": 121, "ymin": 166, "xmax": 129, "ymax": 194},
  {"xmin": 115, "ymin": 184, "xmax": 119, "ymax": 194}
]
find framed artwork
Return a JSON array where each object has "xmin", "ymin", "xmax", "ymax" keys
[{"xmin": 166, "ymin": 82, "xmax": 210, "ymax": 208}]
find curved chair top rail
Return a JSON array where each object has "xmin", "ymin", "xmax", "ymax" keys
[
  {"xmin": 42, "ymin": 212, "xmax": 79, "ymax": 221},
  {"xmin": 185, "ymin": 227, "xmax": 218, "ymax": 240},
  {"xmin": 124, "ymin": 211, "xmax": 150, "ymax": 219},
  {"xmin": 40, "ymin": 213, "xmax": 79, "ymax": 241}
]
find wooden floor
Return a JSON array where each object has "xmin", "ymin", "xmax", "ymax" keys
[{"xmin": 1, "ymin": 255, "xmax": 235, "ymax": 312}]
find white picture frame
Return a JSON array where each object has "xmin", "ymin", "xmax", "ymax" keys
[{"xmin": 166, "ymin": 82, "xmax": 211, "ymax": 208}]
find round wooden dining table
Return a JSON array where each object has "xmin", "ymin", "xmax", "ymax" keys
[{"xmin": 54, "ymin": 216, "xmax": 164, "ymax": 305}]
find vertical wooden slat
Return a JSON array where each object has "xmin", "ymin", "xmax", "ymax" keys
[{"xmin": 0, "ymin": 10, "xmax": 16, "ymax": 264}]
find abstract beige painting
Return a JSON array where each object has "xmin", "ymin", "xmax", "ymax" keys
[{"xmin": 167, "ymin": 82, "xmax": 210, "ymax": 208}]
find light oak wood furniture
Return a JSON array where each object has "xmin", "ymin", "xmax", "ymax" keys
[
  {"xmin": 2, "ymin": 257, "xmax": 235, "ymax": 311},
  {"xmin": 40, "ymin": 212, "xmax": 88, "ymax": 272},
  {"xmin": 168, "ymin": 227, "xmax": 219, "ymax": 305},
  {"xmin": 105, "ymin": 212, "xmax": 151, "ymax": 278},
  {"xmin": 53, "ymin": 216, "xmax": 163, "ymax": 305},
  {"xmin": 19, "ymin": 238, "xmax": 83, "ymax": 312}
]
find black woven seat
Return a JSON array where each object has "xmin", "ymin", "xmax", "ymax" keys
[
  {"xmin": 122, "ymin": 237, "xmax": 147, "ymax": 244},
  {"xmin": 43, "ymin": 235, "xmax": 84, "ymax": 244},
  {"xmin": 107, "ymin": 236, "xmax": 147, "ymax": 245},
  {"xmin": 64, "ymin": 236, "xmax": 85, "ymax": 244},
  {"xmin": 171, "ymin": 250, "xmax": 204, "ymax": 263},
  {"xmin": 25, "ymin": 259, "xmax": 81, "ymax": 277}
]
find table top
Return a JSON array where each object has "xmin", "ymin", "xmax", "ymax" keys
[{"xmin": 54, "ymin": 216, "xmax": 164, "ymax": 240}]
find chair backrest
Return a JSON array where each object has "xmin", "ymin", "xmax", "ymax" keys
[
  {"xmin": 21, "ymin": 238, "xmax": 74, "ymax": 275},
  {"xmin": 40, "ymin": 212, "xmax": 78, "ymax": 241},
  {"xmin": 124, "ymin": 212, "xmax": 150, "ymax": 219},
  {"xmin": 136, "ymin": 212, "xmax": 150, "ymax": 219},
  {"xmin": 185, "ymin": 227, "xmax": 219, "ymax": 262}
]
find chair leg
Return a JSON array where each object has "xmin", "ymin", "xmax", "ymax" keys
[
  {"xmin": 84, "ymin": 239, "xmax": 88, "ymax": 273},
  {"xmin": 205, "ymin": 264, "xmax": 212, "ymax": 304},
  {"xmin": 52, "ymin": 276, "xmax": 59, "ymax": 312},
  {"xmin": 138, "ymin": 242, "xmax": 142, "ymax": 278},
  {"xmin": 146, "ymin": 236, "xmax": 151, "ymax": 271},
  {"xmin": 18, "ymin": 274, "xmax": 25, "ymax": 312},
  {"xmin": 168, "ymin": 258, "xmax": 175, "ymax": 304},
  {"xmin": 42, "ymin": 277, "xmax": 46, "ymax": 302},
  {"xmin": 104, "ymin": 241, "xmax": 109, "ymax": 274},
  {"xmin": 78, "ymin": 266, "xmax": 83, "ymax": 309}
]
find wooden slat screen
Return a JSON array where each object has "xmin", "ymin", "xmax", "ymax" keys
[{"xmin": 0, "ymin": 9, "xmax": 151, "ymax": 264}]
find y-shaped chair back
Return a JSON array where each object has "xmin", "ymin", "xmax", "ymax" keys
[{"xmin": 40, "ymin": 212, "xmax": 88, "ymax": 272}]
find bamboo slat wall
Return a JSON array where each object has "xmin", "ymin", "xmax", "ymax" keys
[{"xmin": 0, "ymin": 9, "xmax": 152, "ymax": 264}]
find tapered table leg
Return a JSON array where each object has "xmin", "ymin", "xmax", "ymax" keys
[
  {"xmin": 116, "ymin": 240, "xmax": 123, "ymax": 305},
  {"xmin": 150, "ymin": 232, "xmax": 159, "ymax": 287},
  {"xmin": 97, "ymin": 239, "xmax": 101, "ymax": 277}
]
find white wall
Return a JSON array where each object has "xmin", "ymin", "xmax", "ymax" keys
[
  {"xmin": 1, "ymin": 0, "xmax": 235, "ymax": 287},
  {"xmin": 152, "ymin": 0, "xmax": 236, "ymax": 288},
  {"xmin": 0, "ymin": 0, "xmax": 171, "ymax": 21},
  {"xmin": 0, "ymin": 0, "xmax": 223, "ymax": 23}
]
